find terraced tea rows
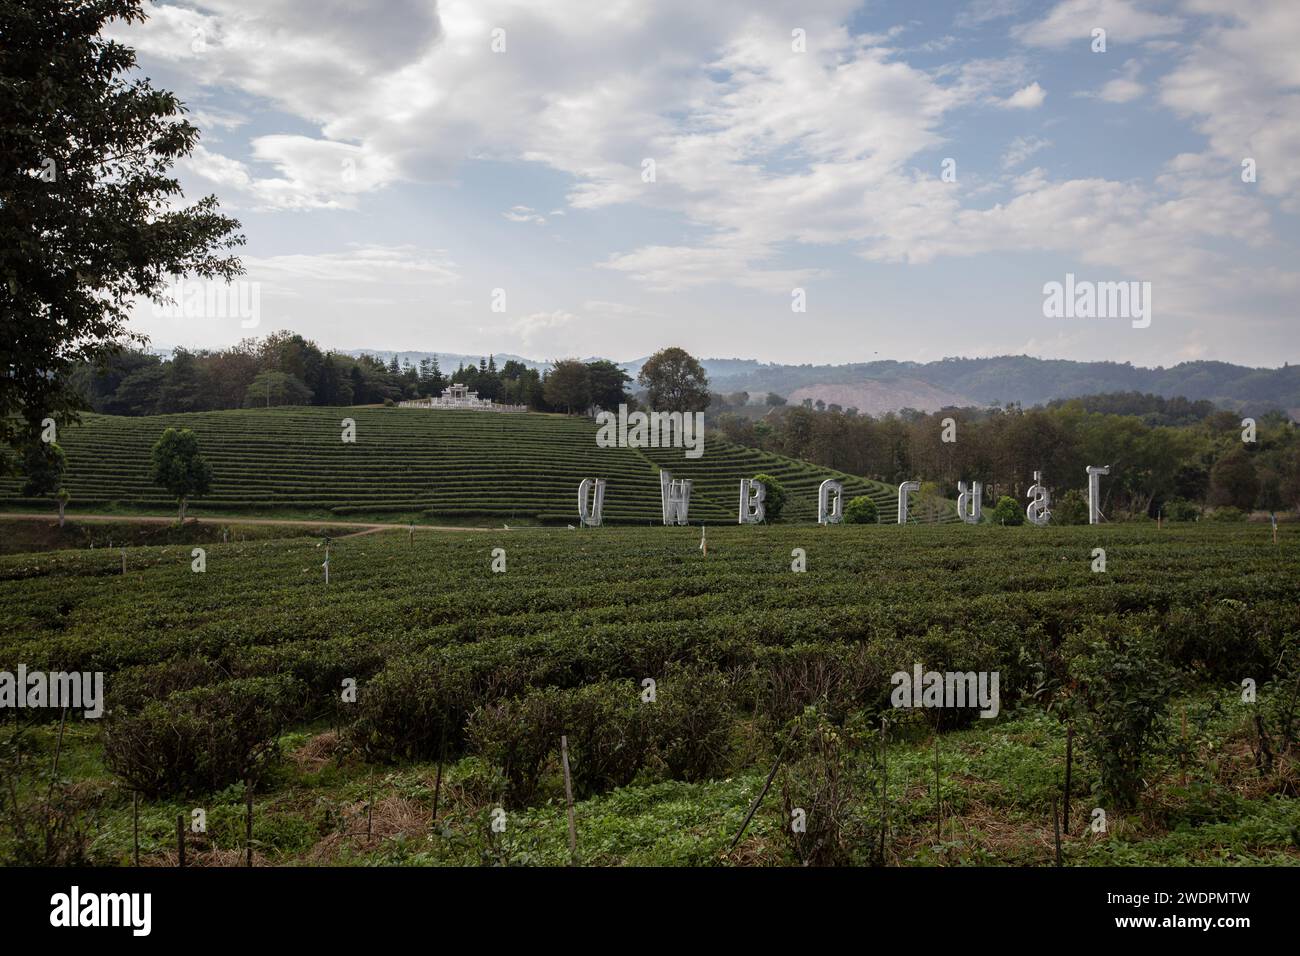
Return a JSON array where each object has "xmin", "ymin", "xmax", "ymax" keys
[
  {"xmin": 0, "ymin": 523, "xmax": 1296, "ymax": 866},
  {"xmin": 0, "ymin": 407, "xmax": 915, "ymax": 524}
]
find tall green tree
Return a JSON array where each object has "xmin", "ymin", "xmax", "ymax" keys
[
  {"xmin": 637, "ymin": 347, "xmax": 710, "ymax": 412},
  {"xmin": 150, "ymin": 427, "xmax": 212, "ymax": 523},
  {"xmin": 586, "ymin": 360, "xmax": 632, "ymax": 409},
  {"xmin": 1, "ymin": 0, "xmax": 244, "ymax": 473},
  {"xmin": 19, "ymin": 441, "xmax": 68, "ymax": 526},
  {"xmin": 543, "ymin": 359, "xmax": 591, "ymax": 414}
]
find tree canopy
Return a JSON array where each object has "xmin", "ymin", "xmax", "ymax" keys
[{"xmin": 1, "ymin": 0, "xmax": 244, "ymax": 474}]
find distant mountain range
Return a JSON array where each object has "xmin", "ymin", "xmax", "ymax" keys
[{"xmin": 344, "ymin": 351, "xmax": 1300, "ymax": 418}]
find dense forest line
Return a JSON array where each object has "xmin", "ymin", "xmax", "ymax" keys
[
  {"xmin": 70, "ymin": 332, "xmax": 632, "ymax": 415},
  {"xmin": 63, "ymin": 335, "xmax": 1299, "ymax": 519},
  {"xmin": 712, "ymin": 394, "xmax": 1299, "ymax": 520}
]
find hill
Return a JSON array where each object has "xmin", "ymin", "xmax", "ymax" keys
[
  {"xmin": 0, "ymin": 407, "xmax": 927, "ymax": 524},
  {"xmin": 698, "ymin": 356, "xmax": 1300, "ymax": 416}
]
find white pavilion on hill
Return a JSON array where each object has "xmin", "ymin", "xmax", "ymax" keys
[{"xmin": 399, "ymin": 383, "xmax": 525, "ymax": 412}]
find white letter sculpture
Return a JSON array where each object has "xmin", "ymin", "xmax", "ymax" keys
[
  {"xmin": 1086, "ymin": 465, "xmax": 1110, "ymax": 525},
  {"xmin": 739, "ymin": 479, "xmax": 766, "ymax": 524},
  {"xmin": 660, "ymin": 470, "xmax": 692, "ymax": 526},
  {"xmin": 956, "ymin": 481, "xmax": 982, "ymax": 524},
  {"xmin": 1026, "ymin": 471, "xmax": 1051, "ymax": 526},
  {"xmin": 578, "ymin": 478, "xmax": 606, "ymax": 528},
  {"xmin": 817, "ymin": 479, "xmax": 843, "ymax": 525},
  {"xmin": 898, "ymin": 480, "xmax": 920, "ymax": 525}
]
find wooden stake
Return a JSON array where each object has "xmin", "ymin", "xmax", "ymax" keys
[
  {"xmin": 176, "ymin": 814, "xmax": 185, "ymax": 867},
  {"xmin": 45, "ymin": 705, "xmax": 67, "ymax": 808},
  {"xmin": 121, "ymin": 548, "xmax": 126, "ymax": 575},
  {"xmin": 934, "ymin": 732, "xmax": 942, "ymax": 848},
  {"xmin": 245, "ymin": 777, "xmax": 254, "ymax": 867},
  {"xmin": 1181, "ymin": 705, "xmax": 1188, "ymax": 786},
  {"xmin": 1051, "ymin": 795, "xmax": 1062, "ymax": 867},
  {"xmin": 367, "ymin": 792, "xmax": 373, "ymax": 843},
  {"xmin": 1063, "ymin": 723, "xmax": 1074, "ymax": 835},
  {"xmin": 729, "ymin": 748, "xmax": 785, "ymax": 853},
  {"xmin": 432, "ymin": 718, "xmax": 448, "ymax": 828},
  {"xmin": 560, "ymin": 734, "xmax": 577, "ymax": 865},
  {"xmin": 133, "ymin": 792, "xmax": 140, "ymax": 867},
  {"xmin": 879, "ymin": 715, "xmax": 889, "ymax": 865}
]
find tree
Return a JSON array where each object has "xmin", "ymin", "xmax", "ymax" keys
[
  {"xmin": 544, "ymin": 360, "xmax": 591, "ymax": 414},
  {"xmin": 586, "ymin": 360, "xmax": 632, "ymax": 409},
  {"xmin": 20, "ymin": 441, "xmax": 67, "ymax": 526},
  {"xmin": 1209, "ymin": 447, "xmax": 1259, "ymax": 511},
  {"xmin": 637, "ymin": 347, "xmax": 710, "ymax": 412},
  {"xmin": 150, "ymin": 428, "xmax": 212, "ymax": 523},
  {"xmin": 844, "ymin": 495, "xmax": 878, "ymax": 524},
  {"xmin": 243, "ymin": 371, "xmax": 313, "ymax": 407},
  {"xmin": 766, "ymin": 392, "xmax": 787, "ymax": 407},
  {"xmin": 990, "ymin": 495, "xmax": 1024, "ymax": 526},
  {"xmin": 1, "ymin": 0, "xmax": 243, "ymax": 473},
  {"xmin": 752, "ymin": 473, "xmax": 787, "ymax": 521}
]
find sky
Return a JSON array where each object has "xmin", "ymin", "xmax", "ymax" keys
[{"xmin": 114, "ymin": 0, "xmax": 1300, "ymax": 368}]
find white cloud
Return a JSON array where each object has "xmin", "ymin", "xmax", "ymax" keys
[
  {"xmin": 1090, "ymin": 58, "xmax": 1145, "ymax": 102},
  {"xmin": 1001, "ymin": 81, "xmax": 1046, "ymax": 108},
  {"xmin": 1002, "ymin": 134, "xmax": 1052, "ymax": 168},
  {"xmin": 1014, "ymin": 0, "xmax": 1183, "ymax": 48},
  {"xmin": 1159, "ymin": 0, "xmax": 1300, "ymax": 211}
]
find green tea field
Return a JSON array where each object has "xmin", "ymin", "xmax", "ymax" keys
[
  {"xmin": 2, "ymin": 521, "xmax": 1296, "ymax": 866},
  {"xmin": 0, "ymin": 408, "xmax": 921, "ymax": 525}
]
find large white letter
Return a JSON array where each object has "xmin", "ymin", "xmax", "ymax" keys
[
  {"xmin": 897, "ymin": 481, "xmax": 920, "ymax": 525},
  {"xmin": 578, "ymin": 478, "xmax": 606, "ymax": 527},
  {"xmin": 817, "ymin": 479, "xmax": 843, "ymax": 525},
  {"xmin": 1086, "ymin": 465, "xmax": 1110, "ymax": 525},
  {"xmin": 956, "ymin": 480, "xmax": 982, "ymax": 524},
  {"xmin": 739, "ymin": 479, "xmax": 766, "ymax": 524}
]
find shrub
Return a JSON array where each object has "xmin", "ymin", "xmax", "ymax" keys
[
  {"xmin": 469, "ymin": 669, "xmax": 737, "ymax": 804},
  {"xmin": 1209, "ymin": 506, "xmax": 1246, "ymax": 522},
  {"xmin": 990, "ymin": 495, "xmax": 1024, "ymax": 526},
  {"xmin": 383, "ymin": 397, "xmax": 396, "ymax": 407},
  {"xmin": 104, "ymin": 676, "xmax": 303, "ymax": 796},
  {"xmin": 649, "ymin": 664, "xmax": 734, "ymax": 782},
  {"xmin": 1162, "ymin": 497, "xmax": 1201, "ymax": 522},
  {"xmin": 466, "ymin": 688, "xmax": 567, "ymax": 806},
  {"xmin": 779, "ymin": 708, "xmax": 876, "ymax": 866},
  {"xmin": 752, "ymin": 473, "xmax": 787, "ymax": 521},
  {"xmin": 1052, "ymin": 489, "xmax": 1089, "ymax": 525},
  {"xmin": 348, "ymin": 649, "xmax": 534, "ymax": 762},
  {"xmin": 843, "ymin": 495, "xmax": 878, "ymax": 524},
  {"xmin": 1066, "ymin": 628, "xmax": 1178, "ymax": 809}
]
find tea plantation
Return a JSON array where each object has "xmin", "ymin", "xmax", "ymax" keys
[
  {"xmin": 0, "ymin": 407, "xmax": 919, "ymax": 525},
  {"xmin": 1, "ymin": 521, "xmax": 1296, "ymax": 866}
]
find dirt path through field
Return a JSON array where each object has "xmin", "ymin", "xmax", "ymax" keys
[{"xmin": 0, "ymin": 513, "xmax": 497, "ymax": 535}]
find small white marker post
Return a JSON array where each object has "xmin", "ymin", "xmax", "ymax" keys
[
  {"xmin": 323, "ymin": 545, "xmax": 330, "ymax": 585},
  {"xmin": 700, "ymin": 525, "xmax": 707, "ymax": 557},
  {"xmin": 120, "ymin": 547, "xmax": 126, "ymax": 575}
]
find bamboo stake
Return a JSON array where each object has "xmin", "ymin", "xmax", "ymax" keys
[
  {"xmin": 729, "ymin": 746, "xmax": 786, "ymax": 853},
  {"xmin": 560, "ymin": 734, "xmax": 577, "ymax": 865},
  {"xmin": 133, "ymin": 792, "xmax": 140, "ymax": 867},
  {"xmin": 246, "ymin": 777, "xmax": 254, "ymax": 867},
  {"xmin": 1063, "ymin": 723, "xmax": 1074, "ymax": 835},
  {"xmin": 934, "ymin": 732, "xmax": 942, "ymax": 848},
  {"xmin": 1051, "ymin": 795, "xmax": 1062, "ymax": 867},
  {"xmin": 879, "ymin": 716, "xmax": 889, "ymax": 865},
  {"xmin": 176, "ymin": 814, "xmax": 185, "ymax": 867}
]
